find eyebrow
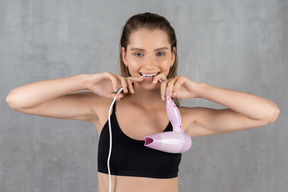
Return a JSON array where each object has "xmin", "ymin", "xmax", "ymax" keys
[{"xmin": 130, "ymin": 47, "xmax": 169, "ymax": 51}]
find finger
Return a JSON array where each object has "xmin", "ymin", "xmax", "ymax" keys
[
  {"xmin": 127, "ymin": 77, "xmax": 144, "ymax": 82},
  {"xmin": 153, "ymin": 73, "xmax": 167, "ymax": 84},
  {"xmin": 115, "ymin": 93, "xmax": 124, "ymax": 101},
  {"xmin": 167, "ymin": 78, "xmax": 178, "ymax": 99},
  {"xmin": 126, "ymin": 78, "xmax": 135, "ymax": 94},
  {"xmin": 118, "ymin": 76, "xmax": 128, "ymax": 93},
  {"xmin": 126, "ymin": 77, "xmax": 143, "ymax": 94},
  {"xmin": 107, "ymin": 92, "xmax": 123, "ymax": 100},
  {"xmin": 105, "ymin": 72, "xmax": 118, "ymax": 92},
  {"xmin": 173, "ymin": 76, "xmax": 185, "ymax": 97},
  {"xmin": 161, "ymin": 80, "xmax": 168, "ymax": 100}
]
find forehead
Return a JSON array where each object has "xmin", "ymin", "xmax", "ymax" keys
[{"xmin": 127, "ymin": 29, "xmax": 170, "ymax": 50}]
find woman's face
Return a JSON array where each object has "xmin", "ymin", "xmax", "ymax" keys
[{"xmin": 122, "ymin": 29, "xmax": 176, "ymax": 84}]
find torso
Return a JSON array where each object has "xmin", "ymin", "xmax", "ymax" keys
[
  {"xmin": 97, "ymin": 172, "xmax": 179, "ymax": 192},
  {"xmin": 91, "ymin": 95, "xmax": 194, "ymax": 192}
]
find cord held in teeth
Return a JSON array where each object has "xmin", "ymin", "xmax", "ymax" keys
[{"xmin": 140, "ymin": 72, "xmax": 160, "ymax": 77}]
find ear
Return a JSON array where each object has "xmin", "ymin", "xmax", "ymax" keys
[
  {"xmin": 171, "ymin": 47, "xmax": 176, "ymax": 66},
  {"xmin": 121, "ymin": 47, "xmax": 128, "ymax": 65}
]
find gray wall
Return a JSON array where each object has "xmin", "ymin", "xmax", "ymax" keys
[{"xmin": 1, "ymin": 0, "xmax": 287, "ymax": 192}]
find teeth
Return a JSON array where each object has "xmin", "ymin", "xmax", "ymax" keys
[{"xmin": 140, "ymin": 72, "xmax": 158, "ymax": 77}]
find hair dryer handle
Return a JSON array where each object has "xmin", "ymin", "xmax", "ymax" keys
[{"xmin": 166, "ymin": 98, "xmax": 183, "ymax": 133}]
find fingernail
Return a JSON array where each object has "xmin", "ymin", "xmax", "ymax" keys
[{"xmin": 162, "ymin": 96, "xmax": 164, "ymax": 101}]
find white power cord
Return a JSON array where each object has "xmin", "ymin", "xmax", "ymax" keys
[
  {"xmin": 107, "ymin": 87, "xmax": 124, "ymax": 192},
  {"xmin": 107, "ymin": 76, "xmax": 146, "ymax": 192}
]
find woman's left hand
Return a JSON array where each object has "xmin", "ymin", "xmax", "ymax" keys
[{"xmin": 153, "ymin": 74, "xmax": 200, "ymax": 100}]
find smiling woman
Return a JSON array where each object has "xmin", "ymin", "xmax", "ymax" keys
[
  {"xmin": 119, "ymin": 22, "xmax": 178, "ymax": 106},
  {"xmin": 122, "ymin": 29, "xmax": 175, "ymax": 82},
  {"xmin": 6, "ymin": 12, "xmax": 279, "ymax": 192}
]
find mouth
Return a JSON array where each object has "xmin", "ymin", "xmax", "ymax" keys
[{"xmin": 139, "ymin": 72, "xmax": 160, "ymax": 78}]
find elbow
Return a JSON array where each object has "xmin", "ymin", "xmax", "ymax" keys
[
  {"xmin": 6, "ymin": 92, "xmax": 16, "ymax": 110},
  {"xmin": 267, "ymin": 105, "xmax": 280, "ymax": 124},
  {"xmin": 6, "ymin": 91, "xmax": 22, "ymax": 111}
]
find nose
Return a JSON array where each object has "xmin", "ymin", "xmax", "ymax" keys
[{"xmin": 144, "ymin": 55, "xmax": 156, "ymax": 70}]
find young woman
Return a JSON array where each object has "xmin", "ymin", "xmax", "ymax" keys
[{"xmin": 6, "ymin": 13, "xmax": 279, "ymax": 192}]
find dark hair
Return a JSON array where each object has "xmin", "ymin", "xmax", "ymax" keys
[{"xmin": 119, "ymin": 12, "xmax": 179, "ymax": 106}]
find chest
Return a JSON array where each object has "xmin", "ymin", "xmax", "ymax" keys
[
  {"xmin": 115, "ymin": 106, "xmax": 169, "ymax": 141},
  {"xmin": 95, "ymin": 101, "xmax": 192, "ymax": 140}
]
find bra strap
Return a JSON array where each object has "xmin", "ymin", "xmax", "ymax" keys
[{"xmin": 112, "ymin": 101, "xmax": 116, "ymax": 113}]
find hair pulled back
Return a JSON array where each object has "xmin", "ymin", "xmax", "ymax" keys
[{"xmin": 119, "ymin": 12, "xmax": 179, "ymax": 105}]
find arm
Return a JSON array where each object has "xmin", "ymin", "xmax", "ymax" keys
[
  {"xmin": 6, "ymin": 74, "xmax": 97, "ymax": 121},
  {"xmin": 189, "ymin": 83, "xmax": 280, "ymax": 137},
  {"xmin": 6, "ymin": 72, "xmax": 143, "ymax": 122},
  {"xmin": 155, "ymin": 75, "xmax": 280, "ymax": 137}
]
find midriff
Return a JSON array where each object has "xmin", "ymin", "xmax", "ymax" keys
[{"xmin": 98, "ymin": 172, "xmax": 179, "ymax": 192}]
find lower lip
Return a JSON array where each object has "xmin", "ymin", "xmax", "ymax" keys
[{"xmin": 142, "ymin": 77, "xmax": 154, "ymax": 81}]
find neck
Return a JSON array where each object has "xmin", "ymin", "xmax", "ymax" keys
[{"xmin": 127, "ymin": 82, "xmax": 165, "ymax": 110}]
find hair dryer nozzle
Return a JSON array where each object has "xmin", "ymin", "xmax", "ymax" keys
[
  {"xmin": 144, "ymin": 99, "xmax": 192, "ymax": 153},
  {"xmin": 144, "ymin": 132, "xmax": 192, "ymax": 153},
  {"xmin": 144, "ymin": 97, "xmax": 192, "ymax": 153}
]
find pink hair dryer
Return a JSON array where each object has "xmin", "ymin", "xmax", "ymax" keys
[{"xmin": 144, "ymin": 98, "xmax": 192, "ymax": 153}]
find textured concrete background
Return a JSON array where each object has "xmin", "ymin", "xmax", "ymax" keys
[{"xmin": 1, "ymin": 0, "xmax": 287, "ymax": 191}]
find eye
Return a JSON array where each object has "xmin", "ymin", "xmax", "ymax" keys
[
  {"xmin": 134, "ymin": 52, "xmax": 144, "ymax": 57},
  {"xmin": 156, "ymin": 52, "xmax": 166, "ymax": 56}
]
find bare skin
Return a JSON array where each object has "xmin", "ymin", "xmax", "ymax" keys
[{"xmin": 6, "ymin": 29, "xmax": 280, "ymax": 192}]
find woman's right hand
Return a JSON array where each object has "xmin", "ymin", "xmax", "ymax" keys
[{"xmin": 86, "ymin": 72, "xmax": 143, "ymax": 100}]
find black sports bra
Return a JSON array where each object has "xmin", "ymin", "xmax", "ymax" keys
[{"xmin": 97, "ymin": 102, "xmax": 182, "ymax": 179}]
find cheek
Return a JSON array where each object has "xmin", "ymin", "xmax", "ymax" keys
[
  {"xmin": 126, "ymin": 58, "xmax": 142, "ymax": 75},
  {"xmin": 164, "ymin": 68, "xmax": 171, "ymax": 77},
  {"xmin": 127, "ymin": 59, "xmax": 141, "ymax": 69},
  {"xmin": 159, "ymin": 58, "xmax": 171, "ymax": 68},
  {"xmin": 159, "ymin": 58, "xmax": 173, "ymax": 76}
]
